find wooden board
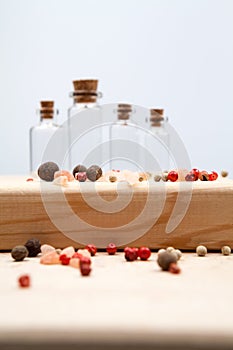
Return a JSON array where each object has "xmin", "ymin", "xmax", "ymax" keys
[
  {"xmin": 0, "ymin": 176, "xmax": 233, "ymax": 250},
  {"xmin": 1, "ymin": 252, "xmax": 233, "ymax": 350}
]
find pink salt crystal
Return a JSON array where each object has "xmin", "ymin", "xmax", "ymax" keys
[
  {"xmin": 54, "ymin": 170, "xmax": 74, "ymax": 182},
  {"xmin": 53, "ymin": 175, "xmax": 68, "ymax": 187},
  {"xmin": 122, "ymin": 170, "xmax": 140, "ymax": 185},
  {"xmin": 41, "ymin": 244, "xmax": 55, "ymax": 256},
  {"xmin": 69, "ymin": 258, "xmax": 80, "ymax": 269},
  {"xmin": 40, "ymin": 251, "xmax": 60, "ymax": 265},
  {"xmin": 77, "ymin": 249, "xmax": 91, "ymax": 258},
  {"xmin": 61, "ymin": 246, "xmax": 75, "ymax": 258}
]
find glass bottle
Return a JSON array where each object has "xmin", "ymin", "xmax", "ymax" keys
[
  {"xmin": 68, "ymin": 79, "xmax": 103, "ymax": 170},
  {"xmin": 145, "ymin": 108, "xmax": 170, "ymax": 173},
  {"xmin": 29, "ymin": 101, "xmax": 62, "ymax": 175},
  {"xmin": 109, "ymin": 103, "xmax": 143, "ymax": 172}
]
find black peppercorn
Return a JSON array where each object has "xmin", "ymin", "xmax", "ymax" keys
[
  {"xmin": 38, "ymin": 161, "xmax": 59, "ymax": 182},
  {"xmin": 72, "ymin": 164, "xmax": 87, "ymax": 177},
  {"xmin": 86, "ymin": 165, "xmax": 102, "ymax": 182},
  {"xmin": 25, "ymin": 238, "xmax": 41, "ymax": 257},
  {"xmin": 11, "ymin": 245, "xmax": 28, "ymax": 261},
  {"xmin": 157, "ymin": 251, "xmax": 178, "ymax": 271}
]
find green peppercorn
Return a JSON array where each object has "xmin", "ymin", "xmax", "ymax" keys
[
  {"xmin": 25, "ymin": 238, "xmax": 41, "ymax": 257},
  {"xmin": 72, "ymin": 164, "xmax": 87, "ymax": 177},
  {"xmin": 157, "ymin": 251, "xmax": 178, "ymax": 271},
  {"xmin": 38, "ymin": 162, "xmax": 59, "ymax": 182},
  {"xmin": 11, "ymin": 245, "xmax": 28, "ymax": 261},
  {"xmin": 86, "ymin": 165, "xmax": 102, "ymax": 181}
]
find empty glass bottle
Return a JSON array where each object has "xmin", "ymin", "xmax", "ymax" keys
[
  {"xmin": 29, "ymin": 101, "xmax": 63, "ymax": 175},
  {"xmin": 109, "ymin": 103, "xmax": 144, "ymax": 172},
  {"xmin": 68, "ymin": 79, "xmax": 103, "ymax": 170},
  {"xmin": 144, "ymin": 108, "xmax": 170, "ymax": 173}
]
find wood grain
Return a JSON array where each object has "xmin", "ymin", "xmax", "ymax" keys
[{"xmin": 0, "ymin": 176, "xmax": 232, "ymax": 250}]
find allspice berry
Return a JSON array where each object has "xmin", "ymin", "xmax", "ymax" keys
[
  {"xmin": 196, "ymin": 245, "xmax": 207, "ymax": 256},
  {"xmin": 11, "ymin": 246, "xmax": 28, "ymax": 261},
  {"xmin": 109, "ymin": 175, "xmax": 117, "ymax": 183},
  {"xmin": 25, "ymin": 238, "xmax": 41, "ymax": 257},
  {"xmin": 38, "ymin": 161, "xmax": 59, "ymax": 182},
  {"xmin": 221, "ymin": 170, "xmax": 228, "ymax": 178},
  {"xmin": 86, "ymin": 165, "xmax": 102, "ymax": 181},
  {"xmin": 221, "ymin": 246, "xmax": 231, "ymax": 255},
  {"xmin": 157, "ymin": 251, "xmax": 178, "ymax": 271}
]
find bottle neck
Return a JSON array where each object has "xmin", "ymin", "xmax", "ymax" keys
[{"xmin": 40, "ymin": 116, "xmax": 56, "ymax": 125}]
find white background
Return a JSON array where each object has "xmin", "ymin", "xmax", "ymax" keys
[{"xmin": 0, "ymin": 0, "xmax": 232, "ymax": 176}]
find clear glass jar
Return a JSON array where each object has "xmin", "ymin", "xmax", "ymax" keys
[
  {"xmin": 29, "ymin": 101, "xmax": 63, "ymax": 175},
  {"xmin": 144, "ymin": 108, "xmax": 170, "ymax": 173},
  {"xmin": 109, "ymin": 104, "xmax": 144, "ymax": 172},
  {"xmin": 68, "ymin": 79, "xmax": 103, "ymax": 170}
]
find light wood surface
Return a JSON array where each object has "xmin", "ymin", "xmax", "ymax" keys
[
  {"xmin": 0, "ymin": 176, "xmax": 232, "ymax": 250},
  {"xmin": 1, "ymin": 252, "xmax": 233, "ymax": 350}
]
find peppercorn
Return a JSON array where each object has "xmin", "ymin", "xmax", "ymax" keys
[
  {"xmin": 138, "ymin": 247, "xmax": 151, "ymax": 260},
  {"xmin": 124, "ymin": 247, "xmax": 138, "ymax": 261},
  {"xmin": 18, "ymin": 274, "xmax": 30, "ymax": 288},
  {"xmin": 196, "ymin": 245, "xmax": 207, "ymax": 256},
  {"xmin": 167, "ymin": 171, "xmax": 178, "ymax": 182},
  {"xmin": 11, "ymin": 245, "xmax": 28, "ymax": 261},
  {"xmin": 72, "ymin": 164, "xmax": 87, "ymax": 177},
  {"xmin": 157, "ymin": 251, "xmax": 178, "ymax": 271},
  {"xmin": 161, "ymin": 172, "xmax": 168, "ymax": 182},
  {"xmin": 106, "ymin": 243, "xmax": 117, "ymax": 255},
  {"xmin": 37, "ymin": 161, "xmax": 59, "ymax": 182},
  {"xmin": 174, "ymin": 249, "xmax": 182, "ymax": 260},
  {"xmin": 154, "ymin": 174, "xmax": 162, "ymax": 182},
  {"xmin": 198, "ymin": 171, "xmax": 209, "ymax": 181},
  {"xmin": 185, "ymin": 173, "xmax": 196, "ymax": 182},
  {"xmin": 221, "ymin": 170, "xmax": 228, "ymax": 178},
  {"xmin": 166, "ymin": 246, "xmax": 175, "ymax": 253},
  {"xmin": 85, "ymin": 244, "xmax": 97, "ymax": 256},
  {"xmin": 109, "ymin": 175, "xmax": 117, "ymax": 183},
  {"xmin": 168, "ymin": 262, "xmax": 181, "ymax": 274},
  {"xmin": 221, "ymin": 246, "xmax": 231, "ymax": 255},
  {"xmin": 75, "ymin": 172, "xmax": 87, "ymax": 182},
  {"xmin": 25, "ymin": 238, "xmax": 41, "ymax": 257},
  {"xmin": 158, "ymin": 248, "xmax": 166, "ymax": 255},
  {"xmin": 86, "ymin": 165, "xmax": 102, "ymax": 181}
]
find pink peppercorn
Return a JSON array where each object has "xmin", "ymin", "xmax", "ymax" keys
[
  {"xmin": 26, "ymin": 178, "xmax": 34, "ymax": 182},
  {"xmin": 59, "ymin": 254, "xmax": 70, "ymax": 265},
  {"xmin": 18, "ymin": 274, "xmax": 30, "ymax": 288},
  {"xmin": 168, "ymin": 263, "xmax": 181, "ymax": 274},
  {"xmin": 185, "ymin": 173, "xmax": 196, "ymax": 182},
  {"xmin": 124, "ymin": 247, "xmax": 138, "ymax": 261},
  {"xmin": 80, "ymin": 263, "xmax": 92, "ymax": 276},
  {"xmin": 138, "ymin": 247, "xmax": 151, "ymax": 261},
  {"xmin": 167, "ymin": 171, "xmax": 178, "ymax": 182},
  {"xmin": 75, "ymin": 172, "xmax": 87, "ymax": 182},
  {"xmin": 190, "ymin": 168, "xmax": 199, "ymax": 181},
  {"xmin": 85, "ymin": 244, "xmax": 97, "ymax": 256},
  {"xmin": 208, "ymin": 171, "xmax": 218, "ymax": 181},
  {"xmin": 106, "ymin": 243, "xmax": 117, "ymax": 255}
]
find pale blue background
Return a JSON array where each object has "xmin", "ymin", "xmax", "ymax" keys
[{"xmin": 0, "ymin": 0, "xmax": 232, "ymax": 175}]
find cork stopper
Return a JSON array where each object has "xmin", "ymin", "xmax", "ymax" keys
[
  {"xmin": 117, "ymin": 103, "xmax": 132, "ymax": 120},
  {"xmin": 72, "ymin": 79, "xmax": 98, "ymax": 103},
  {"xmin": 40, "ymin": 101, "xmax": 54, "ymax": 119},
  {"xmin": 150, "ymin": 108, "xmax": 164, "ymax": 126}
]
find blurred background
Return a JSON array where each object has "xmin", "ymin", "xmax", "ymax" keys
[{"xmin": 0, "ymin": 0, "xmax": 232, "ymax": 175}]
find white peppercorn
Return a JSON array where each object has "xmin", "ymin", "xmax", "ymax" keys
[
  {"xmin": 221, "ymin": 246, "xmax": 231, "ymax": 255},
  {"xmin": 196, "ymin": 245, "xmax": 207, "ymax": 256}
]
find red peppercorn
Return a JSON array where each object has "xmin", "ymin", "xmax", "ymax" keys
[
  {"xmin": 59, "ymin": 254, "xmax": 70, "ymax": 265},
  {"xmin": 190, "ymin": 168, "xmax": 199, "ymax": 181},
  {"xmin": 85, "ymin": 244, "xmax": 97, "ymax": 256},
  {"xmin": 26, "ymin": 178, "xmax": 34, "ymax": 182},
  {"xmin": 18, "ymin": 274, "xmax": 30, "ymax": 288},
  {"xmin": 168, "ymin": 263, "xmax": 181, "ymax": 274},
  {"xmin": 72, "ymin": 252, "xmax": 83, "ymax": 259},
  {"xmin": 79, "ymin": 256, "xmax": 91, "ymax": 266},
  {"xmin": 106, "ymin": 243, "xmax": 117, "ymax": 255},
  {"xmin": 138, "ymin": 247, "xmax": 151, "ymax": 261},
  {"xmin": 167, "ymin": 171, "xmax": 178, "ymax": 182},
  {"xmin": 208, "ymin": 171, "xmax": 218, "ymax": 181},
  {"xmin": 80, "ymin": 263, "xmax": 92, "ymax": 276},
  {"xmin": 185, "ymin": 173, "xmax": 196, "ymax": 182},
  {"xmin": 124, "ymin": 247, "xmax": 138, "ymax": 261}
]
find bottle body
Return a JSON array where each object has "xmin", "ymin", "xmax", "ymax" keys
[
  {"xmin": 109, "ymin": 119, "xmax": 143, "ymax": 172},
  {"xmin": 68, "ymin": 103, "xmax": 103, "ymax": 170},
  {"xmin": 29, "ymin": 119, "xmax": 63, "ymax": 175},
  {"xmin": 144, "ymin": 123, "xmax": 170, "ymax": 173}
]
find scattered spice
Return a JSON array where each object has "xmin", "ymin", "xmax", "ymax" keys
[
  {"xmin": 38, "ymin": 161, "xmax": 59, "ymax": 182},
  {"xmin": 18, "ymin": 274, "xmax": 30, "ymax": 288},
  {"xmin": 196, "ymin": 245, "xmax": 207, "ymax": 256},
  {"xmin": 25, "ymin": 238, "xmax": 41, "ymax": 257},
  {"xmin": 11, "ymin": 246, "xmax": 28, "ymax": 261},
  {"xmin": 86, "ymin": 165, "xmax": 102, "ymax": 181},
  {"xmin": 157, "ymin": 251, "xmax": 178, "ymax": 271},
  {"xmin": 106, "ymin": 243, "xmax": 117, "ymax": 255},
  {"xmin": 221, "ymin": 246, "xmax": 231, "ymax": 255}
]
